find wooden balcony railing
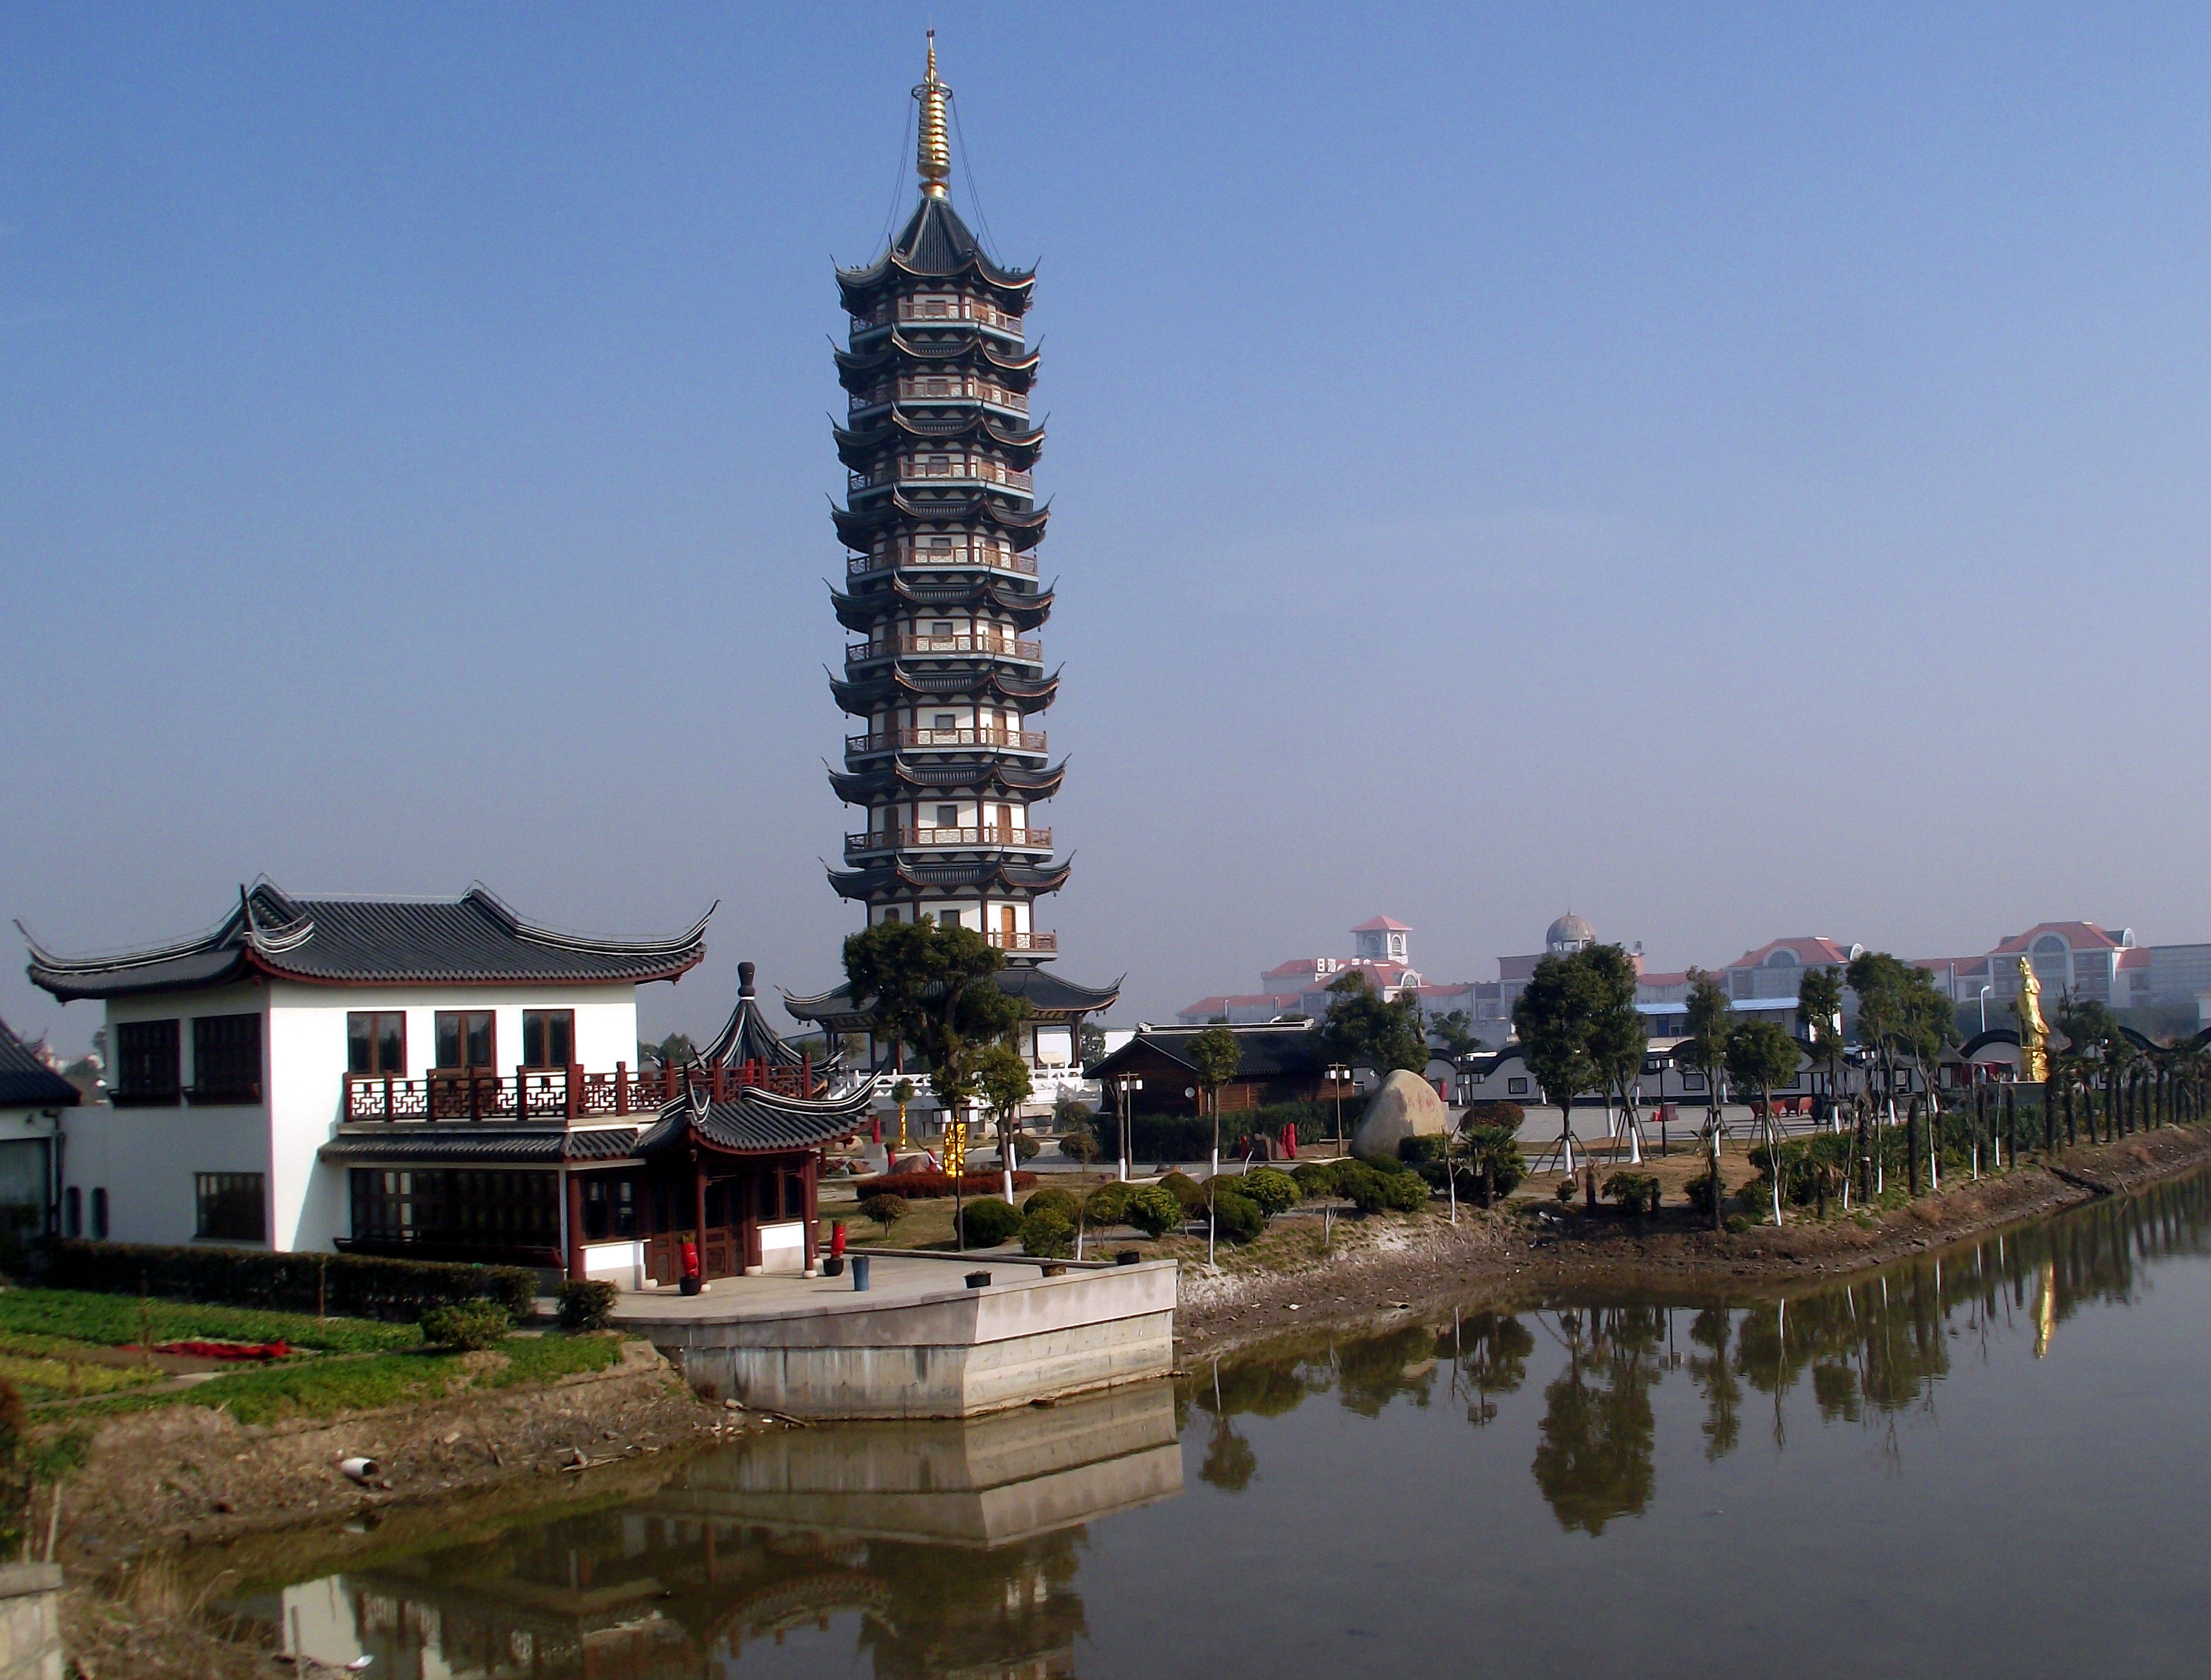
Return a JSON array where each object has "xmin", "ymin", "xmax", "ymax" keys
[
  {"xmin": 846, "ymin": 631, "xmax": 1042, "ymax": 663},
  {"xmin": 988, "ymin": 930, "xmax": 1056, "ymax": 952},
  {"xmin": 342, "ymin": 1057, "xmax": 818, "ymax": 1124},
  {"xmin": 851, "ymin": 379, "xmax": 1029, "ymax": 413},
  {"xmin": 845, "ymin": 725, "xmax": 1047, "ymax": 754},
  {"xmin": 849, "ymin": 459, "xmax": 1033, "ymax": 493},
  {"xmin": 845, "ymin": 826, "xmax": 1052, "ymax": 855},
  {"xmin": 846, "ymin": 546, "xmax": 1037, "ymax": 578},
  {"xmin": 850, "ymin": 297, "xmax": 1025, "ymax": 333}
]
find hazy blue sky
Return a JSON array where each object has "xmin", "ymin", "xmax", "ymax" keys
[{"xmin": 6, "ymin": 3, "xmax": 2209, "ymax": 1052}]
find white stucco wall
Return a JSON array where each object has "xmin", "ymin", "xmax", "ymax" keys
[{"xmin": 65, "ymin": 980, "xmax": 643, "ymax": 1253}]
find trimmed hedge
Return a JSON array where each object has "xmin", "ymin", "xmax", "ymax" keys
[
  {"xmin": 1124, "ymin": 1101, "xmax": 1343, "ymax": 1163},
  {"xmin": 1020, "ymin": 1208, "xmax": 1076, "ymax": 1258},
  {"xmin": 1124, "ymin": 1184, "xmax": 1184, "ymax": 1239},
  {"xmin": 46, "ymin": 1240, "xmax": 537, "ymax": 1324},
  {"xmin": 557, "ymin": 1279, "xmax": 619, "ymax": 1331},
  {"xmin": 1021, "ymin": 1187, "xmax": 1083, "ymax": 1222},
  {"xmin": 1207, "ymin": 1188, "xmax": 1265, "ymax": 1243},
  {"xmin": 956, "ymin": 1198, "xmax": 1024, "ymax": 1247},
  {"xmin": 853, "ymin": 1170, "xmax": 1038, "ymax": 1201},
  {"xmin": 420, "ymin": 1300, "xmax": 511, "ymax": 1350}
]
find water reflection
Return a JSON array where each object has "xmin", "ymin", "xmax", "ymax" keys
[
  {"xmin": 240, "ymin": 1172, "xmax": 2211, "ymax": 1676},
  {"xmin": 236, "ymin": 1383, "xmax": 1182, "ymax": 1677},
  {"xmin": 1187, "ymin": 1171, "xmax": 2211, "ymax": 1533}
]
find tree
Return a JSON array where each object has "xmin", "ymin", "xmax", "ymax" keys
[
  {"xmin": 1581, "ymin": 945, "xmax": 1649, "ymax": 1165},
  {"xmin": 640, "ymin": 1032, "xmax": 695, "ymax": 1068},
  {"xmin": 1847, "ymin": 952, "xmax": 1916, "ymax": 1196},
  {"xmin": 844, "ymin": 918, "xmax": 1029, "ymax": 1240},
  {"xmin": 1727, "ymin": 1019, "xmax": 1801, "ymax": 1227},
  {"xmin": 976, "ymin": 1042, "xmax": 1034, "ymax": 1203},
  {"xmin": 1320, "ymin": 973, "xmax": 1429, "ymax": 1075},
  {"xmin": 1513, "ymin": 953, "xmax": 1602, "ymax": 1176},
  {"xmin": 1429, "ymin": 1009, "xmax": 1481, "ymax": 1059},
  {"xmin": 1187, "ymin": 1025, "xmax": 1244, "ymax": 1180},
  {"xmin": 1796, "ymin": 966, "xmax": 1847, "ymax": 1130},
  {"xmin": 1682, "ymin": 969, "xmax": 1735, "ymax": 1230},
  {"xmin": 1079, "ymin": 1020, "xmax": 1107, "ymax": 1067}
]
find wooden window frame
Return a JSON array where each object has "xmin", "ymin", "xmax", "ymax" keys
[
  {"xmin": 347, "ymin": 1012, "xmax": 407, "ymax": 1077},
  {"xmin": 522, "ymin": 1009, "xmax": 576, "ymax": 1071},
  {"xmin": 433, "ymin": 1010, "xmax": 497, "ymax": 1073}
]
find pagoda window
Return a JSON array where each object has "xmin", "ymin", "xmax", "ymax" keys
[
  {"xmin": 931, "ymin": 621, "xmax": 954, "ymax": 640},
  {"xmin": 932, "ymin": 712, "xmax": 957, "ymax": 730},
  {"xmin": 881, "ymin": 908, "xmax": 901, "ymax": 925},
  {"xmin": 926, "ymin": 534, "xmax": 953, "ymax": 550},
  {"xmin": 934, "ymin": 803, "xmax": 959, "ymax": 828},
  {"xmin": 190, "ymin": 1014, "xmax": 264, "ymax": 1104}
]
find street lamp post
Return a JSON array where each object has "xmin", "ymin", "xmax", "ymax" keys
[
  {"xmin": 1978, "ymin": 986, "xmax": 1992, "ymax": 1035},
  {"xmin": 1327, "ymin": 1064, "xmax": 1353, "ymax": 1154},
  {"xmin": 1116, "ymin": 1076, "xmax": 1142, "ymax": 1182}
]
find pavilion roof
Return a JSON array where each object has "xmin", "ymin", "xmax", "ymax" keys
[{"xmin": 25, "ymin": 881, "xmax": 709, "ymax": 1002}]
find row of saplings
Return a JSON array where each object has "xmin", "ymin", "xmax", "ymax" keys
[{"xmin": 880, "ymin": 1149, "xmax": 1501, "ymax": 1259}]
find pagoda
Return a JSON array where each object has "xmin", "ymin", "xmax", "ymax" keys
[{"xmin": 789, "ymin": 37, "xmax": 1118, "ymax": 1071}]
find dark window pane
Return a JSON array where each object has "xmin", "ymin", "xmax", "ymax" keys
[
  {"xmin": 347, "ymin": 1015, "xmax": 372, "ymax": 1075},
  {"xmin": 522, "ymin": 1010, "xmax": 573, "ymax": 1068},
  {"xmin": 90, "ymin": 1187, "xmax": 108, "ymax": 1240},
  {"xmin": 115, "ymin": 1020, "xmax": 181, "ymax": 1103},
  {"xmin": 190, "ymin": 1014, "xmax": 262, "ymax": 1102},
  {"xmin": 194, "ymin": 1173, "xmax": 265, "ymax": 1242}
]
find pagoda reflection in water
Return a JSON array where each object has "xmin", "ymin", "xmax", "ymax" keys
[{"xmin": 238, "ymin": 1381, "xmax": 1182, "ymax": 1678}]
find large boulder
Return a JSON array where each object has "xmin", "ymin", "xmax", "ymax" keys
[{"xmin": 1352, "ymin": 1069, "xmax": 1450, "ymax": 1158}]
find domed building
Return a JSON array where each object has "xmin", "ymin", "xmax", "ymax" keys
[{"xmin": 1545, "ymin": 912, "xmax": 1597, "ymax": 957}]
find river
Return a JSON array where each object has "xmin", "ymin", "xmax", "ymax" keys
[{"xmin": 239, "ymin": 1171, "xmax": 2211, "ymax": 1677}]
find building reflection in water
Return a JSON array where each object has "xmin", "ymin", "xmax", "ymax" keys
[{"xmin": 232, "ymin": 1380, "xmax": 1182, "ymax": 1678}]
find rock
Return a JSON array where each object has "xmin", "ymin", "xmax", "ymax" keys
[{"xmin": 1352, "ymin": 1069, "xmax": 1450, "ymax": 1158}]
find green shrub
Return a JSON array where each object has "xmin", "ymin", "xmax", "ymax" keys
[
  {"xmin": 1555, "ymin": 1178, "xmax": 1579, "ymax": 1203},
  {"xmin": 1603, "ymin": 1172, "xmax": 1660, "ymax": 1217},
  {"xmin": 555, "ymin": 1279, "xmax": 617, "ymax": 1331},
  {"xmin": 47, "ymin": 1239, "xmax": 535, "ymax": 1324},
  {"xmin": 1057, "ymin": 1127, "xmax": 1102, "ymax": 1164},
  {"xmin": 1464, "ymin": 1101, "xmax": 1526, "ymax": 1131},
  {"xmin": 1019, "ymin": 1209, "xmax": 1076, "ymax": 1259},
  {"xmin": 1160, "ymin": 1171, "xmax": 1206, "ymax": 1213},
  {"xmin": 1022, "ymin": 1187, "xmax": 1083, "ymax": 1223},
  {"xmin": 1339, "ymin": 1161, "xmax": 1428, "ymax": 1214},
  {"xmin": 956, "ymin": 1198, "xmax": 1024, "ymax": 1248},
  {"xmin": 1460, "ymin": 1125, "xmax": 1526, "ymax": 1196},
  {"xmin": 1052, "ymin": 1097, "xmax": 1095, "ymax": 1129},
  {"xmin": 1082, "ymin": 1182, "xmax": 1133, "ymax": 1227},
  {"xmin": 419, "ymin": 1300, "xmax": 511, "ymax": 1351},
  {"xmin": 1125, "ymin": 1102, "xmax": 1341, "ymax": 1164},
  {"xmin": 1124, "ymin": 1184, "xmax": 1184, "ymax": 1239},
  {"xmin": 860, "ymin": 1193, "xmax": 908, "ymax": 1236},
  {"xmin": 1684, "ymin": 1171, "xmax": 1723, "ymax": 1215},
  {"xmin": 1291, "ymin": 1161, "xmax": 1341, "ymax": 1200},
  {"xmin": 1010, "ymin": 1132, "xmax": 1042, "ymax": 1163},
  {"xmin": 1237, "ymin": 1167, "xmax": 1298, "ymax": 1217},
  {"xmin": 0, "ymin": 1380, "xmax": 24, "ymax": 1555},
  {"xmin": 1207, "ymin": 1189, "xmax": 1265, "ymax": 1243},
  {"xmin": 853, "ymin": 1170, "xmax": 1037, "ymax": 1200}
]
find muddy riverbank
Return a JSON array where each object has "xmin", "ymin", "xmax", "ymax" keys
[{"xmin": 1175, "ymin": 1125, "xmax": 2211, "ymax": 1357}]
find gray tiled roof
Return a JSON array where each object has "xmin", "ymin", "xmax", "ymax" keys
[
  {"xmin": 25, "ymin": 881, "xmax": 709, "ymax": 1001},
  {"xmin": 319, "ymin": 1125, "xmax": 642, "ymax": 1164},
  {"xmin": 633, "ymin": 1086, "xmax": 872, "ymax": 1158},
  {"xmin": 0, "ymin": 1017, "xmax": 77, "ymax": 1109},
  {"xmin": 837, "ymin": 196, "xmax": 1034, "ymax": 299},
  {"xmin": 786, "ymin": 962, "xmax": 1121, "ymax": 1033},
  {"xmin": 1089, "ymin": 1023, "xmax": 1326, "ymax": 1083}
]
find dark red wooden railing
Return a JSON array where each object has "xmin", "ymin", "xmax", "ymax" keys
[{"xmin": 343, "ymin": 1054, "xmax": 816, "ymax": 1123}]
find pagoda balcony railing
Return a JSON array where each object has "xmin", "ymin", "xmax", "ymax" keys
[
  {"xmin": 845, "ymin": 725, "xmax": 1047, "ymax": 754},
  {"xmin": 988, "ymin": 930, "xmax": 1057, "ymax": 952},
  {"xmin": 847, "ymin": 631, "xmax": 1043, "ymax": 663},
  {"xmin": 849, "ymin": 459, "xmax": 1033, "ymax": 493},
  {"xmin": 844, "ymin": 826, "xmax": 1052, "ymax": 856},
  {"xmin": 851, "ymin": 380, "xmax": 1028, "ymax": 413},
  {"xmin": 847, "ymin": 545, "xmax": 1036, "ymax": 579},
  {"xmin": 851, "ymin": 297, "xmax": 1024, "ymax": 333},
  {"xmin": 342, "ymin": 1057, "xmax": 818, "ymax": 1124}
]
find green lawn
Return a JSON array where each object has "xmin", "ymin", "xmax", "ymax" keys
[
  {"xmin": 154, "ymin": 1331, "xmax": 628, "ymax": 1425},
  {"xmin": 0, "ymin": 1288, "xmax": 421, "ymax": 1355}
]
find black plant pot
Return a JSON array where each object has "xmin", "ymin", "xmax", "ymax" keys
[{"xmin": 678, "ymin": 1275, "xmax": 702, "ymax": 1297}]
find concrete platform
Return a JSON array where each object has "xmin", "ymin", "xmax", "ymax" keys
[{"xmin": 611, "ymin": 1253, "xmax": 1177, "ymax": 1420}]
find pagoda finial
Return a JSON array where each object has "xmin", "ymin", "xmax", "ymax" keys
[{"xmin": 914, "ymin": 31, "xmax": 951, "ymax": 198}]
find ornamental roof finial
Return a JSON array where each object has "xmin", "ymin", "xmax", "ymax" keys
[{"xmin": 915, "ymin": 31, "xmax": 951, "ymax": 198}]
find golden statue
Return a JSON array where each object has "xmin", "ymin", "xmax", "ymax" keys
[{"xmin": 2015, "ymin": 955, "xmax": 2049, "ymax": 1085}]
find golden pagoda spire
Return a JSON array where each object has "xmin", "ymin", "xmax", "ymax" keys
[{"xmin": 914, "ymin": 31, "xmax": 951, "ymax": 198}]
